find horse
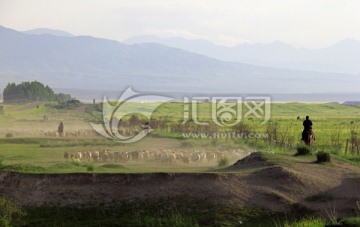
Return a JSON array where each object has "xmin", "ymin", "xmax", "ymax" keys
[{"xmin": 303, "ymin": 129, "xmax": 314, "ymax": 146}]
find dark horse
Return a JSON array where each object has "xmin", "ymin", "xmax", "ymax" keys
[{"xmin": 302, "ymin": 129, "xmax": 314, "ymax": 146}]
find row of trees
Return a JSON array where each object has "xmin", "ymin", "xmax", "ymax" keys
[{"xmin": 3, "ymin": 81, "xmax": 72, "ymax": 103}]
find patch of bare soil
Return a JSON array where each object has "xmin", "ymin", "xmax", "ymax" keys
[{"xmin": 1, "ymin": 152, "xmax": 359, "ymax": 218}]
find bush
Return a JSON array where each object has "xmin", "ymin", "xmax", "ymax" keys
[
  {"xmin": 295, "ymin": 144, "xmax": 312, "ymax": 156},
  {"xmin": 340, "ymin": 217, "xmax": 360, "ymax": 227},
  {"xmin": 86, "ymin": 163, "xmax": 95, "ymax": 172},
  {"xmin": 49, "ymin": 99, "xmax": 82, "ymax": 110},
  {"xmin": 0, "ymin": 196, "xmax": 26, "ymax": 226},
  {"xmin": 5, "ymin": 133, "xmax": 13, "ymax": 138},
  {"xmin": 316, "ymin": 151, "xmax": 331, "ymax": 163},
  {"xmin": 218, "ymin": 156, "xmax": 229, "ymax": 167},
  {"xmin": 282, "ymin": 217, "xmax": 325, "ymax": 227}
]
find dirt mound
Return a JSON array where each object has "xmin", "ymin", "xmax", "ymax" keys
[
  {"xmin": 0, "ymin": 172, "xmax": 245, "ymax": 207},
  {"xmin": 241, "ymin": 165, "xmax": 312, "ymax": 211},
  {"xmin": 226, "ymin": 152, "xmax": 273, "ymax": 170},
  {"xmin": 250, "ymin": 165, "xmax": 306, "ymax": 184},
  {"xmin": 1, "ymin": 153, "xmax": 360, "ymax": 218}
]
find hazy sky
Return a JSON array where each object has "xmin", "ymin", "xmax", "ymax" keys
[{"xmin": 1, "ymin": 0, "xmax": 360, "ymax": 48}]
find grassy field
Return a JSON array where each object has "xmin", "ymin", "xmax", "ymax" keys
[
  {"xmin": 1, "ymin": 101, "xmax": 360, "ymax": 227},
  {"xmin": 0, "ymin": 137, "xmax": 230, "ymax": 173},
  {"xmin": 0, "ymin": 101, "xmax": 360, "ymax": 174}
]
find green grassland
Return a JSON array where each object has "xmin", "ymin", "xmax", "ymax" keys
[
  {"xmin": 1, "ymin": 101, "xmax": 360, "ymax": 226},
  {"xmin": 0, "ymin": 101, "xmax": 360, "ymax": 174}
]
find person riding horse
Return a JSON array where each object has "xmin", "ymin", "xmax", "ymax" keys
[{"xmin": 302, "ymin": 116, "xmax": 314, "ymax": 145}]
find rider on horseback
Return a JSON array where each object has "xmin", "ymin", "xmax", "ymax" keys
[{"xmin": 302, "ymin": 116, "xmax": 313, "ymax": 142}]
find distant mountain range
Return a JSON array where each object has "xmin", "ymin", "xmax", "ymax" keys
[
  {"xmin": 23, "ymin": 28, "xmax": 74, "ymax": 37},
  {"xmin": 0, "ymin": 25, "xmax": 359, "ymax": 95},
  {"xmin": 124, "ymin": 36, "xmax": 360, "ymax": 74}
]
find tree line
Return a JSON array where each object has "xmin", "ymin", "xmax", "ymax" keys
[{"xmin": 3, "ymin": 81, "xmax": 72, "ymax": 103}]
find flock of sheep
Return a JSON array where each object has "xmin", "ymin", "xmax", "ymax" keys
[{"xmin": 64, "ymin": 149, "xmax": 250, "ymax": 165}]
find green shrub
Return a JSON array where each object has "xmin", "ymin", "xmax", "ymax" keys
[
  {"xmin": 295, "ymin": 144, "xmax": 312, "ymax": 156},
  {"xmin": 5, "ymin": 133, "xmax": 13, "ymax": 138},
  {"xmin": 348, "ymin": 156, "xmax": 360, "ymax": 163},
  {"xmin": 282, "ymin": 217, "xmax": 325, "ymax": 227},
  {"xmin": 316, "ymin": 151, "xmax": 331, "ymax": 163},
  {"xmin": 0, "ymin": 196, "xmax": 26, "ymax": 226},
  {"xmin": 53, "ymin": 99, "xmax": 82, "ymax": 110},
  {"xmin": 218, "ymin": 156, "xmax": 229, "ymax": 167},
  {"xmin": 86, "ymin": 163, "xmax": 95, "ymax": 172},
  {"xmin": 340, "ymin": 216, "xmax": 360, "ymax": 227}
]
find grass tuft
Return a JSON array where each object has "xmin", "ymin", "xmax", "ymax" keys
[
  {"xmin": 339, "ymin": 216, "xmax": 360, "ymax": 226},
  {"xmin": 0, "ymin": 196, "xmax": 26, "ymax": 227},
  {"xmin": 280, "ymin": 217, "xmax": 325, "ymax": 227},
  {"xmin": 218, "ymin": 156, "xmax": 229, "ymax": 167},
  {"xmin": 295, "ymin": 144, "xmax": 312, "ymax": 156},
  {"xmin": 316, "ymin": 151, "xmax": 331, "ymax": 163},
  {"xmin": 85, "ymin": 163, "xmax": 95, "ymax": 172}
]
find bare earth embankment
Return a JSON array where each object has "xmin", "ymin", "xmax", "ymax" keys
[{"xmin": 0, "ymin": 152, "xmax": 359, "ymax": 218}]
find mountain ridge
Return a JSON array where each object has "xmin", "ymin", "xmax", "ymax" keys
[
  {"xmin": 1, "ymin": 25, "xmax": 359, "ymax": 94},
  {"xmin": 23, "ymin": 28, "xmax": 74, "ymax": 37},
  {"xmin": 124, "ymin": 35, "xmax": 360, "ymax": 74}
]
